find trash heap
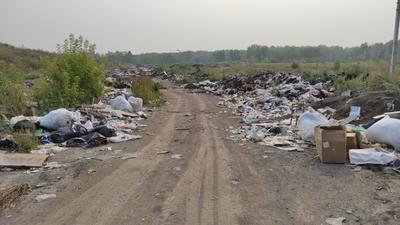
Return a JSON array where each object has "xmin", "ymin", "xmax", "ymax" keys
[
  {"xmin": 106, "ymin": 65, "xmax": 155, "ymax": 88},
  {"xmin": 204, "ymin": 72, "xmax": 334, "ymax": 152},
  {"xmin": 0, "ymin": 89, "xmax": 146, "ymax": 158},
  {"xmin": 175, "ymin": 70, "xmax": 400, "ymax": 168}
]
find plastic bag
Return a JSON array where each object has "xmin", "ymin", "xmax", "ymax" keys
[
  {"xmin": 128, "ymin": 96, "xmax": 143, "ymax": 112},
  {"xmin": 50, "ymin": 124, "xmax": 88, "ymax": 143},
  {"xmin": 298, "ymin": 111, "xmax": 329, "ymax": 142},
  {"xmin": 248, "ymin": 127, "xmax": 266, "ymax": 142},
  {"xmin": 366, "ymin": 117, "xmax": 400, "ymax": 150},
  {"xmin": 349, "ymin": 148, "xmax": 397, "ymax": 165},
  {"xmin": 39, "ymin": 108, "xmax": 80, "ymax": 131},
  {"xmin": 110, "ymin": 95, "xmax": 133, "ymax": 112}
]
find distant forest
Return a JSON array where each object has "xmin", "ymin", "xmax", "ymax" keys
[{"xmin": 105, "ymin": 41, "xmax": 395, "ymax": 65}]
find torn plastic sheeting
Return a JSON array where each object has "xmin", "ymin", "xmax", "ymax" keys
[
  {"xmin": 108, "ymin": 133, "xmax": 143, "ymax": 143},
  {"xmin": 366, "ymin": 117, "xmax": 400, "ymax": 150},
  {"xmin": 349, "ymin": 148, "xmax": 398, "ymax": 165},
  {"xmin": 298, "ymin": 111, "xmax": 329, "ymax": 142}
]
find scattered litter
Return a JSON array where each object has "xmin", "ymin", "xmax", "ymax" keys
[
  {"xmin": 171, "ymin": 154, "xmax": 182, "ymax": 159},
  {"xmin": 34, "ymin": 183, "xmax": 47, "ymax": 188},
  {"xmin": 325, "ymin": 217, "xmax": 346, "ymax": 225},
  {"xmin": 108, "ymin": 133, "xmax": 142, "ymax": 143},
  {"xmin": 157, "ymin": 151, "xmax": 170, "ymax": 155},
  {"xmin": 0, "ymin": 184, "xmax": 30, "ymax": 211},
  {"xmin": 44, "ymin": 162, "xmax": 63, "ymax": 169},
  {"xmin": 231, "ymin": 179, "xmax": 240, "ymax": 185},
  {"xmin": 119, "ymin": 153, "xmax": 138, "ymax": 160},
  {"xmin": 88, "ymin": 169, "xmax": 96, "ymax": 174},
  {"xmin": 175, "ymin": 128, "xmax": 190, "ymax": 131},
  {"xmin": 35, "ymin": 194, "xmax": 56, "ymax": 202}
]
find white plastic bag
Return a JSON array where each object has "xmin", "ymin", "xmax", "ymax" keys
[
  {"xmin": 39, "ymin": 108, "xmax": 80, "ymax": 130},
  {"xmin": 128, "ymin": 96, "xmax": 143, "ymax": 112},
  {"xmin": 110, "ymin": 95, "xmax": 133, "ymax": 112},
  {"xmin": 366, "ymin": 117, "xmax": 400, "ymax": 150},
  {"xmin": 349, "ymin": 148, "xmax": 397, "ymax": 165},
  {"xmin": 298, "ymin": 111, "xmax": 329, "ymax": 142},
  {"xmin": 248, "ymin": 127, "xmax": 265, "ymax": 142}
]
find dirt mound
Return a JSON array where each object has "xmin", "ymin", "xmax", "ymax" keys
[{"xmin": 314, "ymin": 90, "xmax": 400, "ymax": 125}]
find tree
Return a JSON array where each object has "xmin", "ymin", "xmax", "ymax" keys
[{"xmin": 35, "ymin": 34, "xmax": 104, "ymax": 111}]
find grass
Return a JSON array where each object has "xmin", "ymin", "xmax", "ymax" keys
[
  {"xmin": 12, "ymin": 132, "xmax": 38, "ymax": 153},
  {"xmin": 132, "ymin": 76, "xmax": 164, "ymax": 106}
]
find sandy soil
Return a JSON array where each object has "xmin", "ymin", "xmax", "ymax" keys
[{"xmin": 1, "ymin": 84, "xmax": 399, "ymax": 225}]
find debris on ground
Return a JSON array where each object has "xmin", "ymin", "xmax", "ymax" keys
[
  {"xmin": 325, "ymin": 217, "xmax": 346, "ymax": 225},
  {"xmin": 159, "ymin": 70, "xmax": 400, "ymax": 167},
  {"xmin": 35, "ymin": 194, "xmax": 56, "ymax": 202},
  {"xmin": 0, "ymin": 152, "xmax": 48, "ymax": 168},
  {"xmin": 0, "ymin": 184, "xmax": 30, "ymax": 212}
]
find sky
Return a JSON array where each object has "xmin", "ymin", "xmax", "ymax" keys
[{"xmin": 0, "ymin": 0, "xmax": 396, "ymax": 53}]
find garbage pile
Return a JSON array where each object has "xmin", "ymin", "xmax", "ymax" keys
[
  {"xmin": 0, "ymin": 89, "xmax": 147, "ymax": 164},
  {"xmin": 169, "ymin": 70, "xmax": 400, "ymax": 168},
  {"xmin": 204, "ymin": 72, "xmax": 334, "ymax": 152},
  {"xmin": 106, "ymin": 65, "xmax": 154, "ymax": 88}
]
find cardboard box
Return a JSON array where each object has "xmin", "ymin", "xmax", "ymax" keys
[
  {"xmin": 315, "ymin": 126, "xmax": 347, "ymax": 164},
  {"xmin": 346, "ymin": 132, "xmax": 358, "ymax": 151}
]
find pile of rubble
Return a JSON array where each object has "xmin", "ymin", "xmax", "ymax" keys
[
  {"xmin": 106, "ymin": 65, "xmax": 154, "ymax": 88},
  {"xmin": 164, "ymin": 69, "xmax": 400, "ymax": 167},
  {"xmin": 0, "ymin": 88, "xmax": 147, "ymax": 167},
  {"xmin": 212, "ymin": 72, "xmax": 334, "ymax": 152}
]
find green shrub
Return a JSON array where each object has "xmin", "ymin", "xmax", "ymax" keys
[
  {"xmin": 291, "ymin": 62, "xmax": 300, "ymax": 69},
  {"xmin": 0, "ymin": 81, "xmax": 27, "ymax": 116},
  {"xmin": 132, "ymin": 76, "xmax": 164, "ymax": 106},
  {"xmin": 34, "ymin": 34, "xmax": 104, "ymax": 112}
]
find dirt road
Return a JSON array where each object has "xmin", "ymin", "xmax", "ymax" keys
[{"xmin": 3, "ymin": 85, "xmax": 400, "ymax": 225}]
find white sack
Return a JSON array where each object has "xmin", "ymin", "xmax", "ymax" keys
[
  {"xmin": 39, "ymin": 108, "xmax": 80, "ymax": 130},
  {"xmin": 366, "ymin": 117, "xmax": 400, "ymax": 150},
  {"xmin": 110, "ymin": 95, "xmax": 133, "ymax": 112},
  {"xmin": 128, "ymin": 96, "xmax": 143, "ymax": 112},
  {"xmin": 10, "ymin": 116, "xmax": 41, "ymax": 126},
  {"xmin": 298, "ymin": 111, "xmax": 329, "ymax": 142},
  {"xmin": 349, "ymin": 148, "xmax": 397, "ymax": 165}
]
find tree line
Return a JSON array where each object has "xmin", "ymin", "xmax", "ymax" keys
[{"xmin": 105, "ymin": 41, "xmax": 395, "ymax": 65}]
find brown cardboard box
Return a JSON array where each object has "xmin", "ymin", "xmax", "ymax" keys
[
  {"xmin": 346, "ymin": 132, "xmax": 358, "ymax": 150},
  {"xmin": 315, "ymin": 126, "xmax": 347, "ymax": 164}
]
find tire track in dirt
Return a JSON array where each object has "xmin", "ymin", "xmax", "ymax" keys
[
  {"xmin": 22, "ymin": 89, "xmax": 185, "ymax": 225},
  {"xmin": 156, "ymin": 94, "xmax": 242, "ymax": 225}
]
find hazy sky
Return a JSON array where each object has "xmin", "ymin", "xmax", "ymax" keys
[{"xmin": 0, "ymin": 0, "xmax": 396, "ymax": 53}]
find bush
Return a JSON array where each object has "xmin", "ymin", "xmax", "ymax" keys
[
  {"xmin": 34, "ymin": 34, "xmax": 104, "ymax": 112},
  {"xmin": 132, "ymin": 76, "xmax": 163, "ymax": 106},
  {"xmin": 0, "ymin": 81, "xmax": 28, "ymax": 116},
  {"xmin": 291, "ymin": 62, "xmax": 300, "ymax": 69}
]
